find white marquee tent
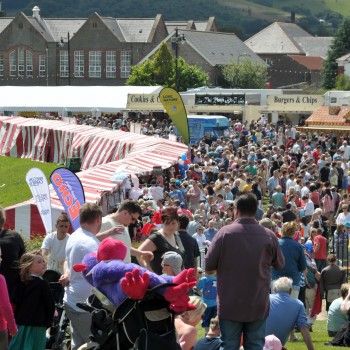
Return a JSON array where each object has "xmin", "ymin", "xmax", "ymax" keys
[{"xmin": 0, "ymin": 85, "xmax": 163, "ymax": 114}]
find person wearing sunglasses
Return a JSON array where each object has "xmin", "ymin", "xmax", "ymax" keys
[{"xmin": 98, "ymin": 200, "xmax": 153, "ymax": 263}]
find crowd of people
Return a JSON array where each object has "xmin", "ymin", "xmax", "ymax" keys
[{"xmin": 2, "ymin": 116, "xmax": 350, "ymax": 349}]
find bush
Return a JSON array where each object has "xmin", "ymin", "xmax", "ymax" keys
[{"xmin": 23, "ymin": 234, "xmax": 44, "ymax": 251}]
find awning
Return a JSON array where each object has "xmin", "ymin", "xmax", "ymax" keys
[
  {"xmin": 297, "ymin": 126, "xmax": 350, "ymax": 133},
  {"xmin": 0, "ymin": 86, "xmax": 163, "ymax": 113}
]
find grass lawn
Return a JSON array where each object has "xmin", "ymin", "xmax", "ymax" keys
[
  {"xmin": 0, "ymin": 155, "xmax": 62, "ymax": 208},
  {"xmin": 196, "ymin": 319, "xmax": 332, "ymax": 348}
]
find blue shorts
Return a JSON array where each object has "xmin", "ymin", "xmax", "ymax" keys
[{"xmin": 201, "ymin": 305, "xmax": 217, "ymax": 327}]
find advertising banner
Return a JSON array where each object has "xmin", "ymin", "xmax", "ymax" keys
[
  {"xmin": 25, "ymin": 168, "xmax": 53, "ymax": 233},
  {"xmin": 159, "ymin": 87, "xmax": 189, "ymax": 144},
  {"xmin": 50, "ymin": 168, "xmax": 85, "ymax": 231}
]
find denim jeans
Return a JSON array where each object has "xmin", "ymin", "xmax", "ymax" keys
[{"xmin": 219, "ymin": 317, "xmax": 266, "ymax": 350}]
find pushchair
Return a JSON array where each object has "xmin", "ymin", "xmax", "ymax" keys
[
  {"xmin": 77, "ymin": 283, "xmax": 181, "ymax": 350},
  {"xmin": 43, "ymin": 270, "xmax": 71, "ymax": 350}
]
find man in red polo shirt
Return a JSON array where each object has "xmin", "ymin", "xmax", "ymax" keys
[
  {"xmin": 312, "ymin": 145, "xmax": 322, "ymax": 165},
  {"xmin": 313, "ymin": 228, "xmax": 327, "ymax": 272}
]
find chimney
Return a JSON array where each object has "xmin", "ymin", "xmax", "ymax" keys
[
  {"xmin": 32, "ymin": 6, "xmax": 40, "ymax": 20},
  {"xmin": 291, "ymin": 11, "xmax": 295, "ymax": 23},
  {"xmin": 329, "ymin": 106, "xmax": 341, "ymax": 115}
]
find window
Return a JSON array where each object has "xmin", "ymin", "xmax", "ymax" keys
[
  {"xmin": 9, "ymin": 51, "xmax": 16, "ymax": 76},
  {"xmin": 92, "ymin": 22, "xmax": 97, "ymax": 28},
  {"xmin": 39, "ymin": 55, "xmax": 46, "ymax": 77},
  {"xmin": 264, "ymin": 58, "xmax": 273, "ymax": 67},
  {"xmin": 26, "ymin": 50, "xmax": 33, "ymax": 77},
  {"xmin": 18, "ymin": 23, "xmax": 23, "ymax": 29},
  {"xmin": 120, "ymin": 50, "xmax": 131, "ymax": 78},
  {"xmin": 18, "ymin": 48, "xmax": 25, "ymax": 77},
  {"xmin": 60, "ymin": 50, "xmax": 69, "ymax": 77},
  {"xmin": 106, "ymin": 51, "xmax": 116, "ymax": 78},
  {"xmin": 74, "ymin": 51, "xmax": 84, "ymax": 78},
  {"xmin": 89, "ymin": 51, "xmax": 101, "ymax": 78},
  {"xmin": 0, "ymin": 55, "xmax": 4, "ymax": 77}
]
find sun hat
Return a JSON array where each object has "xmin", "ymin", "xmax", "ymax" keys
[{"xmin": 162, "ymin": 251, "xmax": 183, "ymax": 275}]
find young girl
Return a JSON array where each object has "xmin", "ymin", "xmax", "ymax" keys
[
  {"xmin": 0, "ymin": 247, "xmax": 17, "ymax": 350},
  {"xmin": 175, "ymin": 296, "xmax": 207, "ymax": 350},
  {"xmin": 8, "ymin": 250, "xmax": 55, "ymax": 350}
]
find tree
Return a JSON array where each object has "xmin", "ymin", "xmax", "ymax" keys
[
  {"xmin": 175, "ymin": 57, "xmax": 209, "ymax": 92},
  {"xmin": 335, "ymin": 74, "xmax": 350, "ymax": 90},
  {"xmin": 322, "ymin": 17, "xmax": 350, "ymax": 89},
  {"xmin": 219, "ymin": 58, "xmax": 268, "ymax": 89},
  {"xmin": 126, "ymin": 42, "xmax": 208, "ymax": 91}
]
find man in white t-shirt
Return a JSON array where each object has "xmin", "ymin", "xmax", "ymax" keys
[
  {"xmin": 41, "ymin": 213, "xmax": 70, "ymax": 274},
  {"xmin": 61, "ymin": 203, "xmax": 104, "ymax": 350},
  {"xmin": 98, "ymin": 200, "xmax": 154, "ymax": 263}
]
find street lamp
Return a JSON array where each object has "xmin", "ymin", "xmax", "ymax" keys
[
  {"xmin": 171, "ymin": 28, "xmax": 186, "ymax": 91},
  {"xmin": 59, "ymin": 32, "xmax": 71, "ymax": 85},
  {"xmin": 237, "ymin": 53, "xmax": 251, "ymax": 63}
]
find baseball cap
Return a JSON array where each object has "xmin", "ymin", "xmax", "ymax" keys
[
  {"xmin": 344, "ymin": 221, "xmax": 350, "ymax": 228},
  {"xmin": 180, "ymin": 202, "xmax": 186, "ymax": 207},
  {"xmin": 162, "ymin": 251, "xmax": 183, "ymax": 275}
]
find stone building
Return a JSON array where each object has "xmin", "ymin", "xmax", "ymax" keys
[
  {"xmin": 0, "ymin": 6, "xmax": 215, "ymax": 86},
  {"xmin": 245, "ymin": 22, "xmax": 332, "ymax": 88}
]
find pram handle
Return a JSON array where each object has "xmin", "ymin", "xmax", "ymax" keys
[{"xmin": 76, "ymin": 302, "xmax": 96, "ymax": 313}]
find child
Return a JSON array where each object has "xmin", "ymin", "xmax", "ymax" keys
[
  {"xmin": 161, "ymin": 251, "xmax": 183, "ymax": 276},
  {"xmin": 175, "ymin": 296, "xmax": 207, "ymax": 350},
  {"xmin": 8, "ymin": 250, "xmax": 55, "ymax": 350},
  {"xmin": 41, "ymin": 213, "xmax": 70, "ymax": 273},
  {"xmin": 0, "ymin": 247, "xmax": 17, "ymax": 350},
  {"xmin": 196, "ymin": 271, "xmax": 217, "ymax": 334}
]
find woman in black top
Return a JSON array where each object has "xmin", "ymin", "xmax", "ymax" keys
[{"xmin": 138, "ymin": 207, "xmax": 185, "ymax": 275}]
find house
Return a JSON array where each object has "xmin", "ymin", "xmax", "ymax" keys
[
  {"xmin": 245, "ymin": 22, "xmax": 332, "ymax": 88},
  {"xmin": 336, "ymin": 53, "xmax": 350, "ymax": 77},
  {"xmin": 138, "ymin": 29, "xmax": 264, "ymax": 86},
  {"xmin": 0, "ymin": 6, "xmax": 216, "ymax": 86}
]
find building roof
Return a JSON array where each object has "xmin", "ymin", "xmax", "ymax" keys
[
  {"xmin": 139, "ymin": 29, "xmax": 264, "ymax": 67},
  {"xmin": 99, "ymin": 17, "xmax": 125, "ymax": 42},
  {"xmin": 183, "ymin": 30, "xmax": 263, "ymax": 66},
  {"xmin": 165, "ymin": 21, "xmax": 194, "ymax": 32},
  {"xmin": 288, "ymin": 55, "xmax": 324, "ymax": 71},
  {"xmin": 306, "ymin": 106, "xmax": 350, "ymax": 126},
  {"xmin": 294, "ymin": 37, "xmax": 333, "ymax": 58},
  {"xmin": 245, "ymin": 22, "xmax": 312, "ymax": 54},
  {"xmin": 117, "ymin": 18, "xmax": 157, "ymax": 42},
  {"xmin": 43, "ymin": 18, "xmax": 86, "ymax": 41},
  {"xmin": 0, "ymin": 18, "xmax": 12, "ymax": 32},
  {"xmin": 165, "ymin": 18, "xmax": 215, "ymax": 33},
  {"xmin": 337, "ymin": 53, "xmax": 350, "ymax": 62}
]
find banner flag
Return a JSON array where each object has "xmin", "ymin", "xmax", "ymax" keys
[
  {"xmin": 159, "ymin": 87, "xmax": 189, "ymax": 144},
  {"xmin": 25, "ymin": 168, "xmax": 53, "ymax": 233},
  {"xmin": 50, "ymin": 168, "xmax": 85, "ymax": 231}
]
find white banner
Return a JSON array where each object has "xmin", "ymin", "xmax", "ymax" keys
[{"xmin": 25, "ymin": 168, "xmax": 53, "ymax": 233}]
